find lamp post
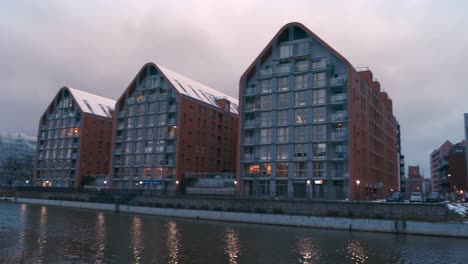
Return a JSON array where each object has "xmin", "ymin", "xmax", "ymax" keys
[{"xmin": 355, "ymin": 180, "xmax": 361, "ymax": 201}]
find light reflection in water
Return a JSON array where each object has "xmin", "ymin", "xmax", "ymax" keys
[
  {"xmin": 296, "ymin": 236, "xmax": 320, "ymax": 264},
  {"xmin": 131, "ymin": 216, "xmax": 144, "ymax": 264},
  {"xmin": 224, "ymin": 227, "xmax": 241, "ymax": 264},
  {"xmin": 346, "ymin": 240, "xmax": 368, "ymax": 263},
  {"xmin": 37, "ymin": 206, "xmax": 48, "ymax": 264},
  {"xmin": 95, "ymin": 212, "xmax": 106, "ymax": 263},
  {"xmin": 166, "ymin": 221, "xmax": 181, "ymax": 264},
  {"xmin": 18, "ymin": 204, "xmax": 27, "ymax": 254}
]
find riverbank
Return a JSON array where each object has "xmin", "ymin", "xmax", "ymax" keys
[{"xmin": 16, "ymin": 197, "xmax": 468, "ymax": 239}]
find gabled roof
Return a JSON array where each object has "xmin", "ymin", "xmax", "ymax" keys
[
  {"xmin": 156, "ymin": 64, "xmax": 239, "ymax": 114},
  {"xmin": 239, "ymin": 22, "xmax": 353, "ymax": 85},
  {"xmin": 67, "ymin": 87, "xmax": 116, "ymax": 118}
]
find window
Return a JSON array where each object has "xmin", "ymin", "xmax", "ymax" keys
[
  {"xmin": 260, "ymin": 112, "xmax": 272, "ymax": 127},
  {"xmin": 312, "ymin": 125, "xmax": 326, "ymax": 141},
  {"xmin": 137, "ymin": 116, "xmax": 145, "ymax": 127},
  {"xmin": 145, "ymin": 141, "xmax": 153, "ymax": 153},
  {"xmin": 136, "ymin": 128, "xmax": 144, "ymax": 140},
  {"xmin": 138, "ymin": 103, "xmax": 145, "ymax": 114},
  {"xmin": 260, "ymin": 95, "xmax": 272, "ymax": 110},
  {"xmin": 260, "ymin": 80, "xmax": 272, "ymax": 93},
  {"xmin": 158, "ymin": 114, "xmax": 166, "ymax": 125},
  {"xmin": 280, "ymin": 44, "xmax": 293, "ymax": 58},
  {"xmin": 127, "ymin": 116, "xmax": 134, "ymax": 128},
  {"xmin": 277, "ymin": 127, "xmax": 289, "ymax": 143},
  {"xmin": 313, "ymin": 89, "xmax": 326, "ymax": 105},
  {"xmin": 152, "ymin": 78, "xmax": 160, "ymax": 88},
  {"xmin": 295, "ymin": 162, "xmax": 307, "ymax": 177},
  {"xmin": 260, "ymin": 128, "xmax": 272, "ymax": 144},
  {"xmin": 311, "ymin": 58, "xmax": 327, "ymax": 70},
  {"xmin": 278, "ymin": 110, "xmax": 288, "ymax": 126},
  {"xmin": 278, "ymin": 77, "xmax": 289, "ymax": 91},
  {"xmin": 313, "ymin": 162, "xmax": 325, "ymax": 177},
  {"xmin": 276, "ymin": 163, "xmax": 288, "ymax": 177},
  {"xmin": 313, "ymin": 143, "xmax": 327, "ymax": 159},
  {"xmin": 259, "ymin": 146, "xmax": 271, "ymax": 160},
  {"xmin": 277, "ymin": 93, "xmax": 289, "ymax": 108},
  {"xmin": 148, "ymin": 102, "xmax": 156, "ymax": 113},
  {"xmin": 259, "ymin": 163, "xmax": 271, "ymax": 176},
  {"xmin": 147, "ymin": 114, "xmax": 155, "ymax": 126},
  {"xmin": 295, "ymin": 109, "xmax": 307, "ymax": 123},
  {"xmin": 312, "ymin": 72, "xmax": 326, "ymax": 87},
  {"xmin": 296, "ymin": 42, "xmax": 308, "ymax": 56},
  {"xmin": 295, "ymin": 126, "xmax": 306, "ymax": 142},
  {"xmin": 295, "ymin": 75, "xmax": 307, "ymax": 89},
  {"xmin": 158, "ymin": 101, "xmax": 167, "ymax": 112},
  {"xmin": 276, "ymin": 145, "xmax": 288, "ymax": 160},
  {"xmin": 156, "ymin": 127, "xmax": 166, "ymax": 138},
  {"xmin": 134, "ymin": 154, "xmax": 141, "ymax": 165},
  {"xmin": 296, "ymin": 60, "xmax": 308, "ymax": 71},
  {"xmin": 156, "ymin": 140, "xmax": 165, "ymax": 152},
  {"xmin": 312, "ymin": 107, "xmax": 326, "ymax": 123},
  {"xmin": 294, "ymin": 144, "xmax": 307, "ymax": 159},
  {"xmin": 295, "ymin": 91, "xmax": 306, "ymax": 106}
]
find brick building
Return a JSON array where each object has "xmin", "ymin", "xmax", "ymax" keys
[
  {"xmin": 407, "ymin": 165, "xmax": 424, "ymax": 193},
  {"xmin": 34, "ymin": 87, "xmax": 115, "ymax": 187},
  {"xmin": 111, "ymin": 63, "xmax": 238, "ymax": 190},
  {"xmin": 237, "ymin": 22, "xmax": 399, "ymax": 200},
  {"xmin": 430, "ymin": 140, "xmax": 453, "ymax": 192},
  {"xmin": 447, "ymin": 141, "xmax": 468, "ymax": 195}
]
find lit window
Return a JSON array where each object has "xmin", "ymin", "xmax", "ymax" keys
[{"xmin": 295, "ymin": 109, "xmax": 307, "ymax": 123}]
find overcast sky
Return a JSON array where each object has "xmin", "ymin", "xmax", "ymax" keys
[{"xmin": 1, "ymin": 0, "xmax": 467, "ymax": 177}]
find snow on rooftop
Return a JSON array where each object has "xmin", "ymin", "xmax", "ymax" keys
[
  {"xmin": 68, "ymin": 87, "xmax": 116, "ymax": 118},
  {"xmin": 156, "ymin": 64, "xmax": 239, "ymax": 114}
]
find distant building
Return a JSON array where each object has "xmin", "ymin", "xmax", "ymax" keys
[
  {"xmin": 33, "ymin": 87, "xmax": 115, "ymax": 187},
  {"xmin": 237, "ymin": 22, "xmax": 399, "ymax": 200},
  {"xmin": 447, "ymin": 141, "xmax": 468, "ymax": 195},
  {"xmin": 111, "ymin": 63, "xmax": 238, "ymax": 190},
  {"xmin": 397, "ymin": 123, "xmax": 405, "ymax": 192},
  {"xmin": 407, "ymin": 166, "xmax": 423, "ymax": 193},
  {"xmin": 430, "ymin": 140, "xmax": 453, "ymax": 192},
  {"xmin": 0, "ymin": 133, "xmax": 36, "ymax": 187}
]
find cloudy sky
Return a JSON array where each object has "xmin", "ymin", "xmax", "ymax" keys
[{"xmin": 1, "ymin": 0, "xmax": 467, "ymax": 177}]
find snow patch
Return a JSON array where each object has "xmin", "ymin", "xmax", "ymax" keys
[{"xmin": 447, "ymin": 203, "xmax": 468, "ymax": 217}]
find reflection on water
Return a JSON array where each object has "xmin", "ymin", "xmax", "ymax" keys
[
  {"xmin": 224, "ymin": 227, "xmax": 240, "ymax": 264},
  {"xmin": 1, "ymin": 203, "xmax": 468, "ymax": 264},
  {"xmin": 166, "ymin": 221, "xmax": 181, "ymax": 264},
  {"xmin": 296, "ymin": 236, "xmax": 320, "ymax": 264},
  {"xmin": 37, "ymin": 206, "xmax": 48, "ymax": 264},
  {"xmin": 95, "ymin": 212, "xmax": 106, "ymax": 263},
  {"xmin": 346, "ymin": 240, "xmax": 368, "ymax": 263},
  {"xmin": 130, "ymin": 216, "xmax": 143, "ymax": 264}
]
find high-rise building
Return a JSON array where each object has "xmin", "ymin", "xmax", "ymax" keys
[
  {"xmin": 397, "ymin": 123, "xmax": 405, "ymax": 192},
  {"xmin": 407, "ymin": 165, "xmax": 424, "ymax": 193},
  {"xmin": 237, "ymin": 22, "xmax": 399, "ymax": 200},
  {"xmin": 0, "ymin": 133, "xmax": 36, "ymax": 187},
  {"xmin": 111, "ymin": 63, "xmax": 238, "ymax": 190},
  {"xmin": 33, "ymin": 87, "xmax": 115, "ymax": 187},
  {"xmin": 430, "ymin": 140, "xmax": 453, "ymax": 191}
]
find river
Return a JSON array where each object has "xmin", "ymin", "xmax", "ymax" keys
[{"xmin": 1, "ymin": 202, "xmax": 467, "ymax": 263}]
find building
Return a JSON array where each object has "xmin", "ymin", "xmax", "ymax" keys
[
  {"xmin": 0, "ymin": 133, "xmax": 36, "ymax": 187},
  {"xmin": 397, "ymin": 123, "xmax": 406, "ymax": 192},
  {"xmin": 237, "ymin": 22, "xmax": 399, "ymax": 200},
  {"xmin": 446, "ymin": 140, "xmax": 468, "ymax": 195},
  {"xmin": 407, "ymin": 165, "xmax": 424, "ymax": 193},
  {"xmin": 33, "ymin": 87, "xmax": 115, "ymax": 187},
  {"xmin": 430, "ymin": 140, "xmax": 453, "ymax": 192},
  {"xmin": 111, "ymin": 63, "xmax": 238, "ymax": 190}
]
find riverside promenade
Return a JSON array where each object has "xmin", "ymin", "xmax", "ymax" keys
[{"xmin": 12, "ymin": 187, "xmax": 468, "ymax": 238}]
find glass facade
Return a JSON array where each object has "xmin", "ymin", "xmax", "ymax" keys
[
  {"xmin": 112, "ymin": 67, "xmax": 178, "ymax": 189},
  {"xmin": 240, "ymin": 32, "xmax": 350, "ymax": 199},
  {"xmin": 36, "ymin": 90, "xmax": 82, "ymax": 187}
]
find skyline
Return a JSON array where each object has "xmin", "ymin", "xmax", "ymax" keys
[{"xmin": 1, "ymin": 0, "xmax": 468, "ymax": 177}]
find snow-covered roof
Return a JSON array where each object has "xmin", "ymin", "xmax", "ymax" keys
[
  {"xmin": 68, "ymin": 87, "xmax": 116, "ymax": 118},
  {"xmin": 156, "ymin": 64, "xmax": 239, "ymax": 114}
]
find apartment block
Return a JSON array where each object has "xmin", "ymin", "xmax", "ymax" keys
[
  {"xmin": 111, "ymin": 63, "xmax": 238, "ymax": 190},
  {"xmin": 237, "ymin": 22, "xmax": 399, "ymax": 200},
  {"xmin": 430, "ymin": 140, "xmax": 453, "ymax": 192},
  {"xmin": 34, "ymin": 87, "xmax": 115, "ymax": 187}
]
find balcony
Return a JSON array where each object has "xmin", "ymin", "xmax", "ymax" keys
[
  {"xmin": 330, "ymin": 93, "xmax": 348, "ymax": 104},
  {"xmin": 244, "ymin": 104, "xmax": 258, "ymax": 112},
  {"xmin": 311, "ymin": 58, "xmax": 330, "ymax": 71},
  {"xmin": 330, "ymin": 132, "xmax": 349, "ymax": 141},
  {"xmin": 330, "ymin": 111, "xmax": 348, "ymax": 122},
  {"xmin": 244, "ymin": 119, "xmax": 257, "ymax": 128},
  {"xmin": 333, "ymin": 152, "xmax": 349, "ymax": 160},
  {"xmin": 329, "ymin": 76, "xmax": 347, "ymax": 86},
  {"xmin": 243, "ymin": 137, "xmax": 255, "ymax": 145},
  {"xmin": 276, "ymin": 64, "xmax": 291, "ymax": 75},
  {"xmin": 259, "ymin": 68, "xmax": 273, "ymax": 77},
  {"xmin": 295, "ymin": 61, "xmax": 309, "ymax": 72}
]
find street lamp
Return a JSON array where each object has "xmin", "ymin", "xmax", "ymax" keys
[{"xmin": 355, "ymin": 180, "xmax": 361, "ymax": 201}]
